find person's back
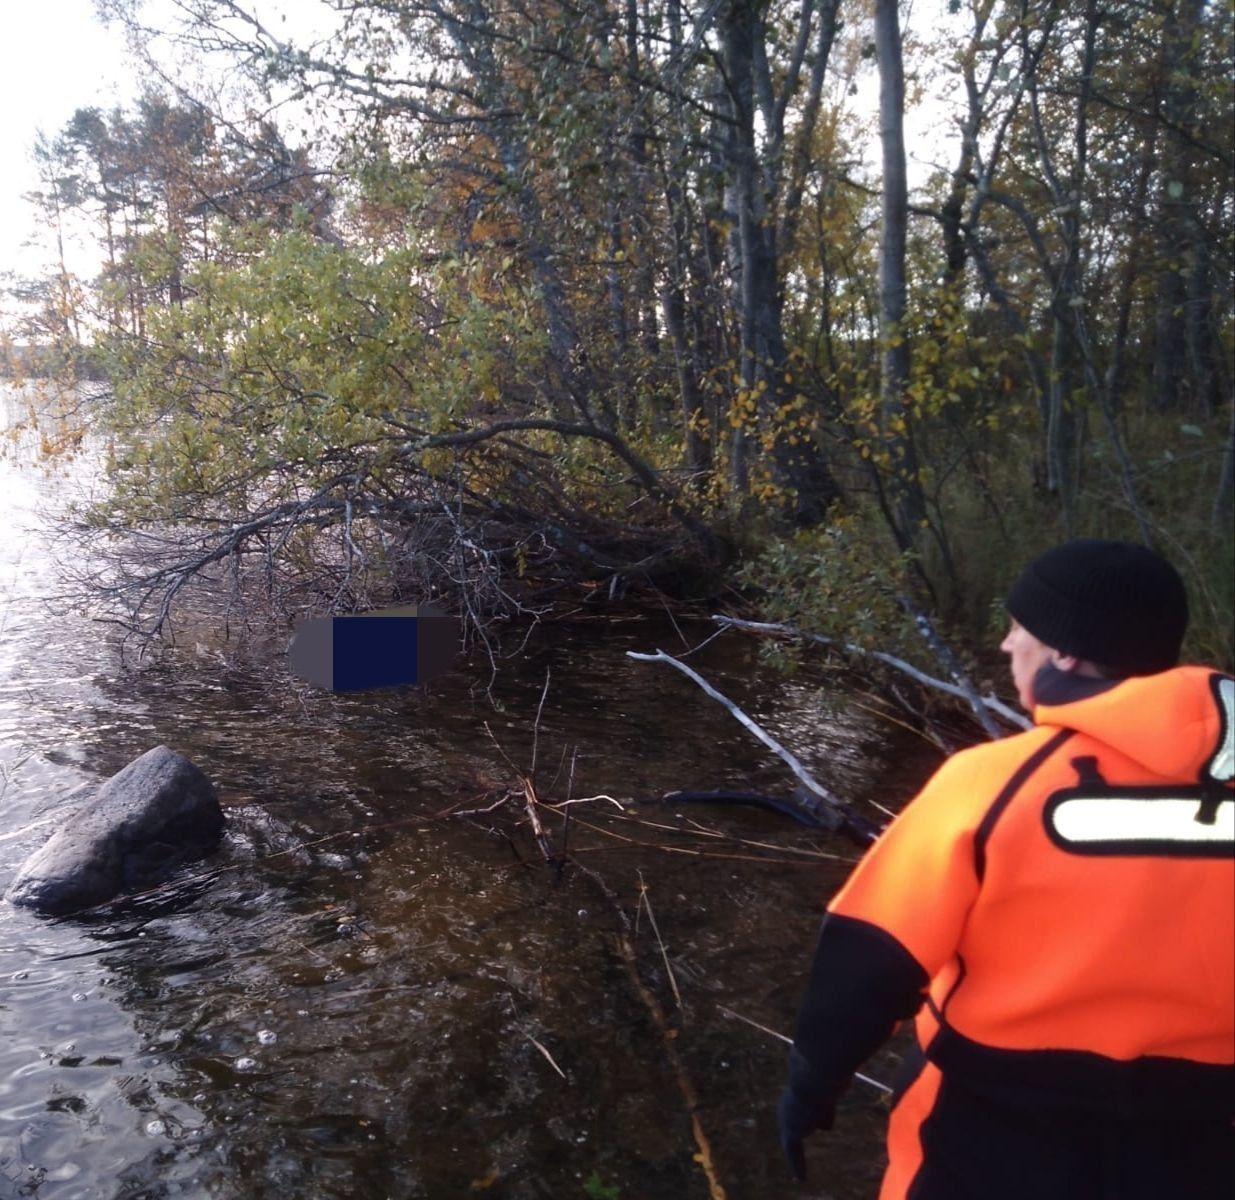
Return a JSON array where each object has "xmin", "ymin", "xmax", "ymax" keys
[{"xmin": 778, "ymin": 541, "xmax": 1235, "ymax": 1199}]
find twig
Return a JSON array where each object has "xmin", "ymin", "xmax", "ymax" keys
[
  {"xmin": 848, "ymin": 691, "xmax": 947, "ymax": 749},
  {"xmin": 887, "ymin": 683, "xmax": 953, "ymax": 755},
  {"xmin": 520, "ymin": 776, "xmax": 557, "ymax": 865},
  {"xmin": 527, "ymin": 1034, "xmax": 567, "ymax": 1080},
  {"xmin": 482, "ymin": 721, "xmax": 523, "ymax": 776},
  {"xmin": 598, "ymin": 809, "xmax": 861, "ymax": 861},
  {"xmin": 542, "ymin": 793, "xmax": 627, "ymax": 810},
  {"xmin": 443, "ymin": 793, "xmax": 516, "ymax": 818},
  {"xmin": 564, "ymin": 817, "xmax": 853, "ymax": 865},
  {"xmin": 530, "ymin": 666, "xmax": 551, "ymax": 779},
  {"xmin": 559, "ymin": 747, "xmax": 579, "ymax": 868},
  {"xmin": 0, "ymin": 749, "xmax": 32, "ymax": 803},
  {"xmin": 656, "ymin": 590, "xmax": 692, "ymax": 648},
  {"xmin": 574, "ymin": 862, "xmax": 728, "ymax": 1200},
  {"xmin": 637, "ymin": 872, "xmax": 684, "ymax": 1015},
  {"xmin": 717, "ymin": 1007, "xmax": 893, "ymax": 1096},
  {"xmin": 548, "ymin": 744, "xmax": 570, "ymax": 793},
  {"xmin": 718, "ymin": 1004, "xmax": 792, "ymax": 1044}
]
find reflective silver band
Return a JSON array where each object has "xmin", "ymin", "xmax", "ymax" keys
[
  {"xmin": 1207, "ymin": 677, "xmax": 1234, "ymax": 784},
  {"xmin": 1050, "ymin": 795, "xmax": 1234, "ymax": 847}
]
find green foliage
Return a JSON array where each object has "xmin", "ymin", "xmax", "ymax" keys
[
  {"xmin": 21, "ymin": 1, "xmax": 1230, "ymax": 670},
  {"xmin": 736, "ymin": 514, "xmax": 916, "ymax": 665},
  {"xmin": 582, "ymin": 1172, "xmax": 621, "ymax": 1200},
  {"xmin": 96, "ymin": 223, "xmax": 551, "ymax": 524}
]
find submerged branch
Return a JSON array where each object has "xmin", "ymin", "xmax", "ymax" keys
[
  {"xmin": 573, "ymin": 860, "xmax": 729, "ymax": 1200},
  {"xmin": 625, "ymin": 650, "xmax": 842, "ymax": 804},
  {"xmin": 710, "ymin": 616, "xmax": 1030, "ymax": 734},
  {"xmin": 625, "ymin": 649, "xmax": 881, "ymax": 842}
]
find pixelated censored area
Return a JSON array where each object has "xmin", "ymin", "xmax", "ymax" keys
[
  {"xmin": 332, "ymin": 617, "xmax": 418, "ymax": 691},
  {"xmin": 288, "ymin": 606, "xmax": 459, "ymax": 692}
]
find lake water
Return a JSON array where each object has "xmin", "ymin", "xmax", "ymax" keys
[{"xmin": 0, "ymin": 382, "xmax": 935, "ymax": 1199}]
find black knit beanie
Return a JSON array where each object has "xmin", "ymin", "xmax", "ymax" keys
[{"xmin": 1006, "ymin": 540, "xmax": 1188, "ymax": 676}]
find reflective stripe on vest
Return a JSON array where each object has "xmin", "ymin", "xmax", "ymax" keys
[
  {"xmin": 1046, "ymin": 791, "xmax": 1234, "ymax": 854},
  {"xmin": 1206, "ymin": 675, "xmax": 1234, "ymax": 784}
]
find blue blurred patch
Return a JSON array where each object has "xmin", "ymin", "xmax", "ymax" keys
[{"xmin": 288, "ymin": 605, "xmax": 458, "ymax": 692}]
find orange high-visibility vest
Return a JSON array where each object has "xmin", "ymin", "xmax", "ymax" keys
[
  {"xmin": 824, "ymin": 668, "xmax": 1234, "ymax": 1197},
  {"xmin": 832, "ymin": 668, "xmax": 1233, "ymax": 1072}
]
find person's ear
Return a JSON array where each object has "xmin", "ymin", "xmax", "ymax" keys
[{"xmin": 1050, "ymin": 651, "xmax": 1080, "ymax": 673}]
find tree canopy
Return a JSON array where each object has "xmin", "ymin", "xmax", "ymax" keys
[{"xmin": 11, "ymin": 0, "xmax": 1232, "ymax": 667}]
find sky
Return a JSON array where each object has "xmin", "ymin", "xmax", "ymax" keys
[
  {"xmin": 0, "ymin": 2, "xmax": 959, "ymax": 326},
  {"xmin": 1, "ymin": 1, "xmax": 137, "ymax": 286},
  {"xmin": 0, "ymin": 0, "xmax": 335, "ymax": 324}
]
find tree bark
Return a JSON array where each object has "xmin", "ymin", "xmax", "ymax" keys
[
  {"xmin": 721, "ymin": 0, "xmax": 841, "ymax": 523},
  {"xmin": 1150, "ymin": 0, "xmax": 1213, "ymax": 416},
  {"xmin": 874, "ymin": 0, "xmax": 923, "ymax": 548}
]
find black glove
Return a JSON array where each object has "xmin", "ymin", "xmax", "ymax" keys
[{"xmin": 776, "ymin": 1083, "xmax": 836, "ymax": 1182}]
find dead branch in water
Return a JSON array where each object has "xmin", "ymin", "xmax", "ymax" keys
[
  {"xmin": 574, "ymin": 859, "xmax": 729, "ymax": 1200},
  {"xmin": 637, "ymin": 871, "xmax": 684, "ymax": 1015},
  {"xmin": 520, "ymin": 776, "xmax": 558, "ymax": 866},
  {"xmin": 527, "ymin": 1035, "xmax": 567, "ymax": 1080},
  {"xmin": 460, "ymin": 779, "xmax": 731, "ymax": 1195},
  {"xmin": 625, "ymin": 649, "xmax": 843, "ymax": 804},
  {"xmin": 440, "ymin": 792, "xmax": 515, "ymax": 819},
  {"xmin": 895, "ymin": 594, "xmax": 1010, "ymax": 739},
  {"xmin": 710, "ymin": 614, "xmax": 1030, "ymax": 735},
  {"xmin": 530, "ymin": 667, "xmax": 552, "ymax": 778},
  {"xmin": 444, "ymin": 771, "xmax": 754, "ymax": 1196},
  {"xmin": 625, "ymin": 648, "xmax": 884, "ymax": 837}
]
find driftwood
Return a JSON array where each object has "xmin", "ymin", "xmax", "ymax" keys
[
  {"xmin": 710, "ymin": 615, "xmax": 1030, "ymax": 734},
  {"xmin": 895, "ymin": 594, "xmax": 1011, "ymax": 739},
  {"xmin": 626, "ymin": 650, "xmax": 841, "ymax": 802},
  {"xmin": 626, "ymin": 649, "xmax": 886, "ymax": 836}
]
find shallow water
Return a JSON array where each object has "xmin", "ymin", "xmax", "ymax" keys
[{"xmin": 0, "ymin": 383, "xmax": 937, "ymax": 1199}]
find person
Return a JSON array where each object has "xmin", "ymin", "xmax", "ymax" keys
[{"xmin": 777, "ymin": 539, "xmax": 1234, "ymax": 1198}]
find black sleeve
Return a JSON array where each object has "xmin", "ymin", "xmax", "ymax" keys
[{"xmin": 786, "ymin": 912, "xmax": 930, "ymax": 1104}]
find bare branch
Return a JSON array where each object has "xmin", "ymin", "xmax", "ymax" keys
[{"xmin": 709, "ymin": 616, "xmax": 1030, "ymax": 733}]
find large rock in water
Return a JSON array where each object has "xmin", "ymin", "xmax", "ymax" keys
[{"xmin": 5, "ymin": 746, "xmax": 223, "ymax": 916}]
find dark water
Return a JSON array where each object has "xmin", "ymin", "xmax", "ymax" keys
[{"xmin": 0, "ymin": 384, "xmax": 938, "ymax": 1200}]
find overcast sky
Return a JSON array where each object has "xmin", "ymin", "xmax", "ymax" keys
[
  {"xmin": 0, "ymin": 1, "xmax": 957, "ymax": 325},
  {"xmin": 0, "ymin": 0, "xmax": 336, "ymax": 323},
  {"xmin": 1, "ymin": 1, "xmax": 137, "ymax": 286}
]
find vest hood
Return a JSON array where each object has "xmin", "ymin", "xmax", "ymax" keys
[{"xmin": 1033, "ymin": 666, "xmax": 1232, "ymax": 782}]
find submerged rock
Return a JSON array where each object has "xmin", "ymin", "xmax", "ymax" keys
[{"xmin": 5, "ymin": 746, "xmax": 223, "ymax": 916}]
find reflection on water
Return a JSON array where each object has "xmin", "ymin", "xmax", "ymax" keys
[{"xmin": 0, "ymin": 383, "xmax": 934, "ymax": 1198}]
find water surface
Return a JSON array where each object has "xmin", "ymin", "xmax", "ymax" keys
[{"xmin": 0, "ymin": 383, "xmax": 937, "ymax": 1199}]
